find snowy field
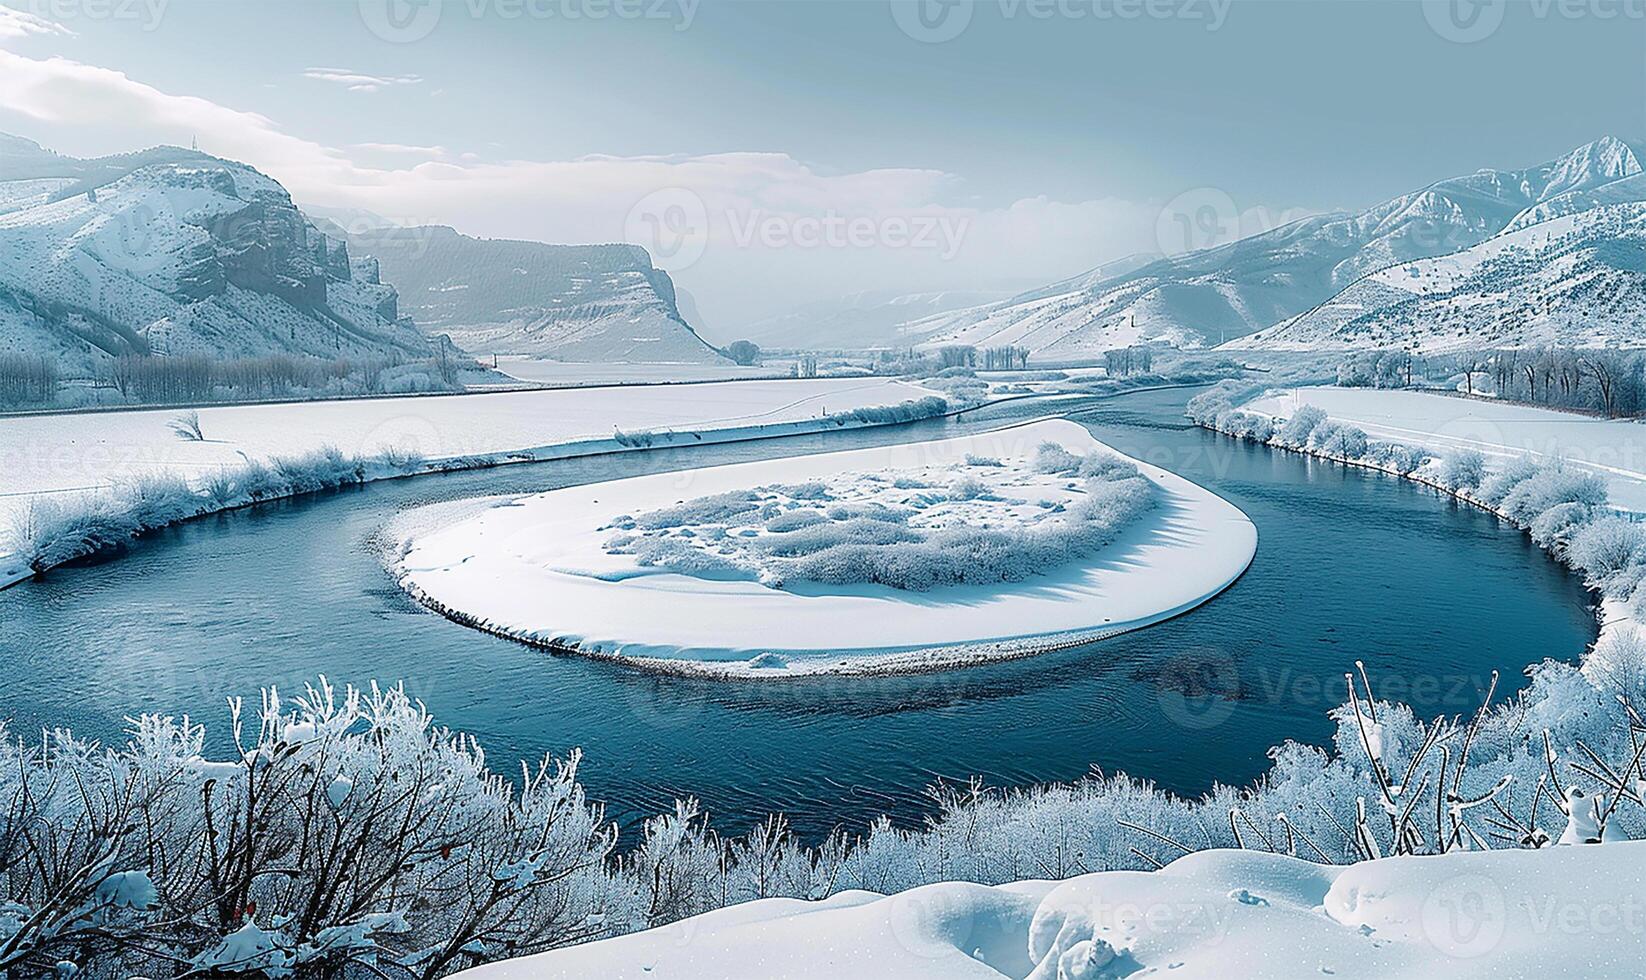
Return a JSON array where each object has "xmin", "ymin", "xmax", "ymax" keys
[
  {"xmin": 489, "ymin": 357, "xmax": 788, "ymax": 386},
  {"xmin": 389, "ymin": 419, "xmax": 1256, "ymax": 676},
  {"xmin": 1245, "ymin": 387, "xmax": 1646, "ymax": 513},
  {"xmin": 0, "ymin": 378, "xmax": 937, "ymax": 518},
  {"xmin": 461, "ymin": 842, "xmax": 1646, "ymax": 980},
  {"xmin": 0, "ymin": 378, "xmax": 941, "ymax": 587}
]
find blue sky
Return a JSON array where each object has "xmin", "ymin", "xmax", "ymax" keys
[{"xmin": 0, "ymin": 0, "xmax": 1641, "ymax": 329}]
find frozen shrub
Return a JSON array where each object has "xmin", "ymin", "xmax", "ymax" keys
[
  {"xmin": 1275, "ymin": 405, "xmax": 1327, "ymax": 448},
  {"xmin": 1364, "ymin": 441, "xmax": 1425, "ymax": 475},
  {"xmin": 1215, "ymin": 410, "xmax": 1274, "ymax": 443},
  {"xmin": 838, "ymin": 396, "xmax": 951, "ymax": 424},
  {"xmin": 116, "ymin": 472, "xmax": 203, "ymax": 530},
  {"xmin": 757, "ymin": 517, "xmax": 922, "ymax": 557},
  {"xmin": 167, "ymin": 410, "xmax": 205, "ymax": 441},
  {"xmin": 5, "ymin": 497, "xmax": 139, "ymax": 572},
  {"xmin": 1476, "ymin": 455, "xmax": 1541, "ymax": 507},
  {"xmin": 636, "ymin": 491, "xmax": 764, "ymax": 530},
  {"xmin": 823, "ymin": 501, "xmax": 911, "ymax": 523},
  {"xmin": 271, "ymin": 446, "xmax": 364, "ymax": 494},
  {"xmin": 1439, "ymin": 449, "xmax": 1487, "ymax": 492},
  {"xmin": 236, "ymin": 458, "xmax": 287, "ymax": 501},
  {"xmin": 1307, "ymin": 421, "xmax": 1367, "ymax": 458},
  {"xmin": 1079, "ymin": 454, "xmax": 1140, "ymax": 482},
  {"xmin": 0, "ymin": 681, "xmax": 621, "ymax": 978},
  {"xmin": 1498, "ymin": 466, "xmax": 1607, "ymax": 528},
  {"xmin": 964, "ymin": 454, "xmax": 1003, "ymax": 467},
  {"xmin": 764, "ymin": 509, "xmax": 827, "ymax": 533},
  {"xmin": 1033, "ymin": 442, "xmax": 1084, "ymax": 475},
  {"xmin": 200, "ymin": 467, "xmax": 241, "ymax": 508},
  {"xmin": 774, "ymin": 481, "xmax": 831, "ymax": 500},
  {"xmin": 1568, "ymin": 517, "xmax": 1646, "ymax": 594},
  {"xmin": 1530, "ymin": 501, "xmax": 1591, "ymax": 549},
  {"xmin": 612, "ymin": 450, "xmax": 1154, "ymax": 592},
  {"xmin": 617, "ymin": 536, "xmax": 753, "ymax": 579},
  {"xmin": 379, "ymin": 444, "xmax": 427, "ymax": 474}
]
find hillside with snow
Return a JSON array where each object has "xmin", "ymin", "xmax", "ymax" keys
[
  {"xmin": 337, "ymin": 223, "xmax": 726, "ymax": 363},
  {"xmin": 1228, "ymin": 200, "xmax": 1646, "ymax": 352},
  {"xmin": 909, "ymin": 137, "xmax": 1644, "ymax": 357},
  {"xmin": 0, "ymin": 134, "xmax": 430, "ymax": 375}
]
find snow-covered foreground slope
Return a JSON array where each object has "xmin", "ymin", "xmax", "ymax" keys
[
  {"xmin": 461, "ymin": 843, "xmax": 1646, "ymax": 979},
  {"xmin": 1230, "ymin": 201, "xmax": 1646, "ymax": 352},
  {"xmin": 389, "ymin": 419, "xmax": 1255, "ymax": 676},
  {"xmin": 909, "ymin": 136, "xmax": 1643, "ymax": 356},
  {"xmin": 0, "ymin": 137, "xmax": 429, "ymax": 373},
  {"xmin": 0, "ymin": 378, "xmax": 939, "ymax": 561},
  {"xmin": 334, "ymin": 224, "xmax": 725, "ymax": 363},
  {"xmin": 1242, "ymin": 387, "xmax": 1646, "ymax": 512}
]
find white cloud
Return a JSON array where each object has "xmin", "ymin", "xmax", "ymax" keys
[
  {"xmin": 0, "ymin": 48, "xmax": 1169, "ymax": 326},
  {"xmin": 0, "ymin": 5, "xmax": 73, "ymax": 39},
  {"xmin": 302, "ymin": 67, "xmax": 423, "ymax": 93},
  {"xmin": 352, "ymin": 141, "xmax": 448, "ymax": 158}
]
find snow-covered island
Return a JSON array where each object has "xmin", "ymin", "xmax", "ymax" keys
[{"xmin": 389, "ymin": 419, "xmax": 1256, "ymax": 676}]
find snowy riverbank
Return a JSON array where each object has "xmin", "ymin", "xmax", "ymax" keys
[
  {"xmin": 0, "ymin": 378, "xmax": 948, "ymax": 590},
  {"xmin": 1244, "ymin": 387, "xmax": 1646, "ymax": 513},
  {"xmin": 462, "ymin": 841, "xmax": 1646, "ymax": 979},
  {"xmin": 389, "ymin": 419, "xmax": 1256, "ymax": 677}
]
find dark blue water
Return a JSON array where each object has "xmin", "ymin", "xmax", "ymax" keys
[{"xmin": 0, "ymin": 387, "xmax": 1599, "ymax": 840}]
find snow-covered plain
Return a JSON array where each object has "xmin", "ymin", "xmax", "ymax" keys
[
  {"xmin": 490, "ymin": 357, "xmax": 787, "ymax": 386},
  {"xmin": 390, "ymin": 419, "xmax": 1256, "ymax": 676},
  {"xmin": 0, "ymin": 377, "xmax": 942, "ymax": 587},
  {"xmin": 1243, "ymin": 387, "xmax": 1646, "ymax": 513},
  {"xmin": 461, "ymin": 842, "xmax": 1646, "ymax": 980}
]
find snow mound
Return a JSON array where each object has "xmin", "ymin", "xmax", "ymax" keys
[
  {"xmin": 390, "ymin": 419, "xmax": 1256, "ymax": 676},
  {"xmin": 458, "ymin": 842, "xmax": 1646, "ymax": 979}
]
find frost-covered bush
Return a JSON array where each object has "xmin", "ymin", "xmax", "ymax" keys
[
  {"xmin": 5, "ymin": 497, "xmax": 140, "ymax": 572},
  {"xmin": 763, "ymin": 509, "xmax": 828, "ymax": 533},
  {"xmin": 1363, "ymin": 441, "xmax": 1425, "ymax": 475},
  {"xmin": 1033, "ymin": 442, "xmax": 1084, "ymax": 475},
  {"xmin": 116, "ymin": 472, "xmax": 204, "ymax": 530},
  {"xmin": 1568, "ymin": 517, "xmax": 1646, "ymax": 596},
  {"xmin": 836, "ymin": 395, "xmax": 952, "ymax": 424},
  {"xmin": 1439, "ymin": 449, "xmax": 1487, "ymax": 492},
  {"xmin": 1498, "ymin": 466, "xmax": 1607, "ymax": 528},
  {"xmin": 1309, "ymin": 421, "xmax": 1368, "ymax": 459},
  {"xmin": 1214, "ymin": 410, "xmax": 1274, "ymax": 443},
  {"xmin": 0, "ymin": 681, "xmax": 622, "ymax": 979},
  {"xmin": 609, "ymin": 449, "xmax": 1156, "ymax": 592},
  {"xmin": 1476, "ymin": 455, "xmax": 1542, "ymax": 507},
  {"xmin": 964, "ymin": 454, "xmax": 1003, "ymax": 467},
  {"xmin": 1275, "ymin": 405, "xmax": 1327, "ymax": 448}
]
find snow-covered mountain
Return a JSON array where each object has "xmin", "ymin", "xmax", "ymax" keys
[
  {"xmin": 1227, "ymin": 200, "xmax": 1646, "ymax": 352},
  {"xmin": 335, "ymin": 224, "xmax": 726, "ymax": 364},
  {"xmin": 911, "ymin": 137, "xmax": 1644, "ymax": 357},
  {"xmin": 0, "ymin": 135, "xmax": 430, "ymax": 374}
]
